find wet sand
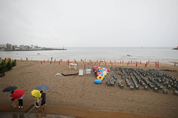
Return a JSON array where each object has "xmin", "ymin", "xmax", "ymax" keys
[{"xmin": 0, "ymin": 60, "xmax": 178, "ymax": 118}]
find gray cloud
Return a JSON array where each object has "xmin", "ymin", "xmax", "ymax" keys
[{"xmin": 0, "ymin": 0, "xmax": 178, "ymax": 47}]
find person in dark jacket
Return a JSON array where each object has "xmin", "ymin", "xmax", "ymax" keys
[{"xmin": 40, "ymin": 91, "xmax": 46, "ymax": 111}]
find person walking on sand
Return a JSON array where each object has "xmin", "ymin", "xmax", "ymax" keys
[
  {"xmin": 10, "ymin": 91, "xmax": 16, "ymax": 108},
  {"xmin": 40, "ymin": 91, "xmax": 46, "ymax": 111},
  {"xmin": 18, "ymin": 95, "xmax": 24, "ymax": 108}
]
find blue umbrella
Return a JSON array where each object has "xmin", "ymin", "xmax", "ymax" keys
[{"xmin": 36, "ymin": 85, "xmax": 49, "ymax": 90}]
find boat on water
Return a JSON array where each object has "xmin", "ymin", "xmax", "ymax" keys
[{"xmin": 173, "ymin": 46, "xmax": 178, "ymax": 50}]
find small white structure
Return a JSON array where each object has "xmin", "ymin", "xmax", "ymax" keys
[
  {"xmin": 69, "ymin": 63, "xmax": 77, "ymax": 70},
  {"xmin": 86, "ymin": 68, "xmax": 91, "ymax": 74},
  {"xmin": 79, "ymin": 69, "xmax": 83, "ymax": 75}
]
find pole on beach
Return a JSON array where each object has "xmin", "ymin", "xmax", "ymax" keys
[
  {"xmin": 140, "ymin": 61, "xmax": 141, "ymax": 64},
  {"xmin": 43, "ymin": 60, "xmax": 45, "ymax": 63},
  {"xmin": 157, "ymin": 61, "xmax": 159, "ymax": 68},
  {"xmin": 136, "ymin": 62, "xmax": 138, "ymax": 67},
  {"xmin": 105, "ymin": 62, "xmax": 107, "ymax": 66},
  {"xmin": 59, "ymin": 61, "xmax": 60, "ymax": 66},
  {"xmin": 41, "ymin": 61, "xmax": 42, "ymax": 65},
  {"xmin": 50, "ymin": 61, "xmax": 51, "ymax": 65},
  {"xmin": 84, "ymin": 64, "xmax": 86, "ymax": 70}
]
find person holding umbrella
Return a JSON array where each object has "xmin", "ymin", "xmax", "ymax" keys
[
  {"xmin": 36, "ymin": 85, "xmax": 49, "ymax": 112},
  {"xmin": 31, "ymin": 90, "xmax": 41, "ymax": 108},
  {"xmin": 40, "ymin": 90, "xmax": 46, "ymax": 111},
  {"xmin": 18, "ymin": 95, "xmax": 24, "ymax": 108},
  {"xmin": 10, "ymin": 91, "xmax": 16, "ymax": 108},
  {"xmin": 11, "ymin": 89, "xmax": 25, "ymax": 108},
  {"xmin": 2, "ymin": 86, "xmax": 18, "ymax": 108}
]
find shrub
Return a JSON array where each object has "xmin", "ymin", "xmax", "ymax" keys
[
  {"xmin": 0, "ymin": 60, "xmax": 7, "ymax": 77},
  {"xmin": 6, "ymin": 59, "xmax": 12, "ymax": 71},
  {"xmin": 12, "ymin": 59, "xmax": 16, "ymax": 67}
]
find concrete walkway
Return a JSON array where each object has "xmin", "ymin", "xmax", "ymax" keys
[{"xmin": 0, "ymin": 104, "xmax": 163, "ymax": 118}]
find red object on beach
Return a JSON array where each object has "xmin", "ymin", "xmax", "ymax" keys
[
  {"xmin": 140, "ymin": 61, "xmax": 141, "ymax": 64},
  {"xmin": 136, "ymin": 63, "xmax": 138, "ymax": 67},
  {"xmin": 105, "ymin": 62, "xmax": 107, "ymax": 66},
  {"xmin": 43, "ymin": 60, "xmax": 45, "ymax": 63},
  {"xmin": 84, "ymin": 64, "xmax": 86, "ymax": 69},
  {"xmin": 59, "ymin": 61, "xmax": 60, "ymax": 65},
  {"xmin": 11, "ymin": 89, "xmax": 24, "ymax": 99},
  {"xmin": 155, "ymin": 62, "xmax": 157, "ymax": 67}
]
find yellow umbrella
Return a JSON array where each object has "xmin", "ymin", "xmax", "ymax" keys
[{"xmin": 31, "ymin": 90, "xmax": 41, "ymax": 98}]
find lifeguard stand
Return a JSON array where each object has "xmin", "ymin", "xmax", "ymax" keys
[{"xmin": 69, "ymin": 63, "xmax": 77, "ymax": 70}]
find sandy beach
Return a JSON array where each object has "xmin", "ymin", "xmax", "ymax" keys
[{"xmin": 0, "ymin": 59, "xmax": 178, "ymax": 118}]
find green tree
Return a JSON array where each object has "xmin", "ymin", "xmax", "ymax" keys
[
  {"xmin": 12, "ymin": 59, "xmax": 16, "ymax": 67},
  {"xmin": 0, "ymin": 60, "xmax": 7, "ymax": 77},
  {"xmin": 6, "ymin": 59, "xmax": 12, "ymax": 71}
]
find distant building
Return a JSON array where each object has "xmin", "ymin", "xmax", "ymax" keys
[
  {"xmin": 19, "ymin": 45, "xmax": 25, "ymax": 50},
  {"xmin": 0, "ymin": 44, "xmax": 7, "ymax": 50},
  {"xmin": 12, "ymin": 45, "xmax": 18, "ymax": 50},
  {"xmin": 6, "ymin": 43, "xmax": 12, "ymax": 50}
]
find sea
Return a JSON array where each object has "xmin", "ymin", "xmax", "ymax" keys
[{"xmin": 0, "ymin": 47, "xmax": 177, "ymax": 64}]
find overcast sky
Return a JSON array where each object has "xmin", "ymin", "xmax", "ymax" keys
[{"xmin": 0, "ymin": 0, "xmax": 178, "ymax": 47}]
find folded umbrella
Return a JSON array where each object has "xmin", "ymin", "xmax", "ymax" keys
[
  {"xmin": 36, "ymin": 85, "xmax": 49, "ymax": 90},
  {"xmin": 2, "ymin": 86, "xmax": 17, "ymax": 92},
  {"xmin": 31, "ymin": 90, "xmax": 41, "ymax": 98},
  {"xmin": 11, "ymin": 89, "xmax": 24, "ymax": 99}
]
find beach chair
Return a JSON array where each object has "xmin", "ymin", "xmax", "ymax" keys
[
  {"xmin": 167, "ymin": 84, "xmax": 171, "ymax": 89},
  {"xmin": 163, "ymin": 89, "xmax": 168, "ymax": 94},
  {"xmin": 173, "ymin": 89, "xmax": 178, "ymax": 95},
  {"xmin": 144, "ymin": 85, "xmax": 148, "ymax": 90},
  {"xmin": 117, "ymin": 79, "xmax": 124, "ymax": 89},
  {"xmin": 129, "ymin": 83, "xmax": 134, "ymax": 90}
]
